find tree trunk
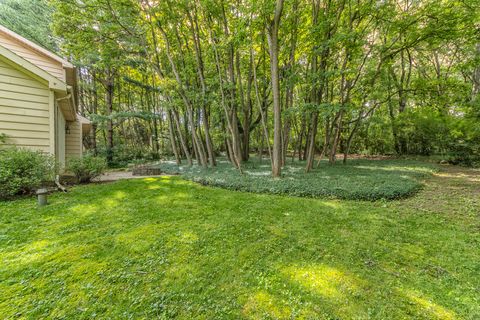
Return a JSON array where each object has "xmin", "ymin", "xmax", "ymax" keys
[
  {"xmin": 105, "ymin": 74, "xmax": 114, "ymax": 165},
  {"xmin": 202, "ymin": 106, "xmax": 216, "ymax": 166},
  {"xmin": 267, "ymin": 0, "xmax": 285, "ymax": 177},
  {"xmin": 172, "ymin": 109, "xmax": 192, "ymax": 166},
  {"xmin": 168, "ymin": 110, "xmax": 181, "ymax": 165},
  {"xmin": 305, "ymin": 112, "xmax": 318, "ymax": 171},
  {"xmin": 91, "ymin": 71, "xmax": 98, "ymax": 155}
]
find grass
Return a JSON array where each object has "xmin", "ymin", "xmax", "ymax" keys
[
  {"xmin": 157, "ymin": 158, "xmax": 438, "ymax": 200},
  {"xmin": 0, "ymin": 164, "xmax": 478, "ymax": 319}
]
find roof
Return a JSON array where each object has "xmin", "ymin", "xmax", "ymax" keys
[
  {"xmin": 0, "ymin": 44, "xmax": 67, "ymax": 92},
  {"xmin": 78, "ymin": 114, "xmax": 92, "ymax": 132},
  {"xmin": 0, "ymin": 24, "xmax": 73, "ymax": 68}
]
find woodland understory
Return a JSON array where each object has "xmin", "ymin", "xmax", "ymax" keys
[{"xmin": 3, "ymin": 0, "xmax": 479, "ymax": 173}]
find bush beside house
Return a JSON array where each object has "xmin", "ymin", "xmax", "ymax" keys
[
  {"xmin": 0, "ymin": 148, "xmax": 56, "ymax": 200},
  {"xmin": 67, "ymin": 155, "xmax": 106, "ymax": 183}
]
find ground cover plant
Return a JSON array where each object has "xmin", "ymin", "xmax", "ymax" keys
[
  {"xmin": 0, "ymin": 165, "xmax": 478, "ymax": 319},
  {"xmin": 157, "ymin": 159, "xmax": 438, "ymax": 200}
]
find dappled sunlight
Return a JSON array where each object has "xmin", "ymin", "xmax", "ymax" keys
[
  {"xmin": 48, "ymin": 243, "xmax": 98, "ymax": 263},
  {"xmin": 399, "ymin": 243, "xmax": 425, "ymax": 259},
  {"xmin": 113, "ymin": 191, "xmax": 127, "ymax": 199},
  {"xmin": 322, "ymin": 201, "xmax": 342, "ymax": 210},
  {"xmin": 1, "ymin": 239, "xmax": 51, "ymax": 266},
  {"xmin": 157, "ymin": 231, "xmax": 201, "ymax": 281},
  {"xmin": 266, "ymin": 225, "xmax": 288, "ymax": 238},
  {"xmin": 353, "ymin": 165, "xmax": 434, "ymax": 174},
  {"xmin": 1, "ymin": 165, "xmax": 478, "ymax": 318},
  {"xmin": 156, "ymin": 191, "xmax": 191, "ymax": 203},
  {"xmin": 69, "ymin": 259, "xmax": 108, "ymax": 280},
  {"xmin": 435, "ymin": 170, "xmax": 480, "ymax": 184},
  {"xmin": 70, "ymin": 203, "xmax": 100, "ymax": 216},
  {"xmin": 242, "ymin": 291, "xmax": 292, "ymax": 319},
  {"xmin": 156, "ymin": 195, "xmax": 172, "ymax": 203},
  {"xmin": 158, "ymin": 159, "xmax": 435, "ymax": 200},
  {"xmin": 161, "ymin": 230, "xmax": 200, "ymax": 283},
  {"xmin": 103, "ymin": 198, "xmax": 121, "ymax": 208},
  {"xmin": 401, "ymin": 289, "xmax": 457, "ymax": 320},
  {"xmin": 281, "ymin": 264, "xmax": 362, "ymax": 299},
  {"xmin": 116, "ymin": 224, "xmax": 159, "ymax": 252},
  {"xmin": 244, "ymin": 170, "xmax": 270, "ymax": 177},
  {"xmin": 177, "ymin": 230, "xmax": 199, "ymax": 244}
]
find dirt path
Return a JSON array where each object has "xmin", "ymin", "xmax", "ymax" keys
[{"xmin": 402, "ymin": 165, "xmax": 479, "ymax": 216}]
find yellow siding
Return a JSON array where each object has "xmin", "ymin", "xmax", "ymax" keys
[
  {"xmin": 55, "ymin": 104, "xmax": 66, "ymax": 166},
  {"xmin": 0, "ymin": 58, "xmax": 50, "ymax": 152},
  {"xmin": 65, "ymin": 120, "xmax": 82, "ymax": 162},
  {"xmin": 0, "ymin": 31, "xmax": 65, "ymax": 81}
]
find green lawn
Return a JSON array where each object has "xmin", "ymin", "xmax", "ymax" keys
[
  {"xmin": 158, "ymin": 159, "xmax": 437, "ymax": 200},
  {"xmin": 0, "ymin": 163, "xmax": 478, "ymax": 319}
]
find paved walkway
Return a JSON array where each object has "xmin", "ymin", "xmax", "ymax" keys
[{"xmin": 93, "ymin": 171, "xmax": 165, "ymax": 182}]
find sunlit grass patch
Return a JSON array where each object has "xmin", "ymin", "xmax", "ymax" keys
[
  {"xmin": 282, "ymin": 264, "xmax": 362, "ymax": 299},
  {"xmin": 242, "ymin": 291, "xmax": 292, "ymax": 319}
]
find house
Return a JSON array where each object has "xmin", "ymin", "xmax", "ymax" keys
[{"xmin": 0, "ymin": 24, "xmax": 90, "ymax": 168}]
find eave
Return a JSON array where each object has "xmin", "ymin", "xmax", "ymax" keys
[{"xmin": 0, "ymin": 44, "xmax": 67, "ymax": 92}]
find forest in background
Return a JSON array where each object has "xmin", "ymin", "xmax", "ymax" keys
[{"xmin": 2, "ymin": 0, "xmax": 480, "ymax": 175}]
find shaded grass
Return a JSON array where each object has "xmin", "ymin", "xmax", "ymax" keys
[
  {"xmin": 157, "ymin": 159, "xmax": 438, "ymax": 200},
  {"xmin": 0, "ymin": 167, "xmax": 478, "ymax": 319}
]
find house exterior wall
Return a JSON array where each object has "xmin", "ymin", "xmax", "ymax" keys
[
  {"xmin": 55, "ymin": 102, "xmax": 66, "ymax": 166},
  {"xmin": 0, "ymin": 31, "xmax": 65, "ymax": 81},
  {"xmin": 65, "ymin": 120, "xmax": 82, "ymax": 163},
  {"xmin": 0, "ymin": 57, "xmax": 51, "ymax": 153},
  {"xmin": 0, "ymin": 26, "xmax": 86, "ymax": 167}
]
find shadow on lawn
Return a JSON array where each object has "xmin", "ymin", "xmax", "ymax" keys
[{"xmin": 0, "ymin": 176, "xmax": 468, "ymax": 318}]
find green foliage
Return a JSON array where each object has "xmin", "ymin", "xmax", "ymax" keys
[
  {"xmin": 0, "ymin": 133, "xmax": 7, "ymax": 144},
  {"xmin": 66, "ymin": 155, "xmax": 106, "ymax": 183},
  {"xmin": 0, "ymin": 168, "xmax": 478, "ymax": 318},
  {"xmin": 395, "ymin": 108, "xmax": 451, "ymax": 156},
  {"xmin": 0, "ymin": 0, "xmax": 57, "ymax": 52},
  {"xmin": 46, "ymin": 0, "xmax": 479, "ymax": 170},
  {"xmin": 446, "ymin": 114, "xmax": 480, "ymax": 167},
  {"xmin": 94, "ymin": 144, "xmax": 161, "ymax": 169},
  {"xmin": 0, "ymin": 148, "xmax": 56, "ymax": 200},
  {"xmin": 158, "ymin": 159, "xmax": 437, "ymax": 201}
]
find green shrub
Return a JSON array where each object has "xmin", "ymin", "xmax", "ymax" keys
[
  {"xmin": 0, "ymin": 133, "xmax": 7, "ymax": 144},
  {"xmin": 67, "ymin": 155, "xmax": 106, "ymax": 183},
  {"xmin": 0, "ymin": 148, "xmax": 56, "ymax": 200}
]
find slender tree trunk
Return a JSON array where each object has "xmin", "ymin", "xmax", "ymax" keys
[
  {"xmin": 329, "ymin": 111, "xmax": 344, "ymax": 163},
  {"xmin": 91, "ymin": 71, "xmax": 98, "ymax": 155},
  {"xmin": 267, "ymin": 0, "xmax": 285, "ymax": 177},
  {"xmin": 172, "ymin": 109, "xmax": 192, "ymax": 166},
  {"xmin": 251, "ymin": 46, "xmax": 272, "ymax": 161},
  {"xmin": 305, "ymin": 113, "xmax": 318, "ymax": 171},
  {"xmin": 168, "ymin": 110, "xmax": 181, "ymax": 165},
  {"xmin": 297, "ymin": 115, "xmax": 306, "ymax": 161},
  {"xmin": 202, "ymin": 106, "xmax": 216, "ymax": 166},
  {"xmin": 105, "ymin": 73, "xmax": 114, "ymax": 165},
  {"xmin": 316, "ymin": 120, "xmax": 331, "ymax": 167}
]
